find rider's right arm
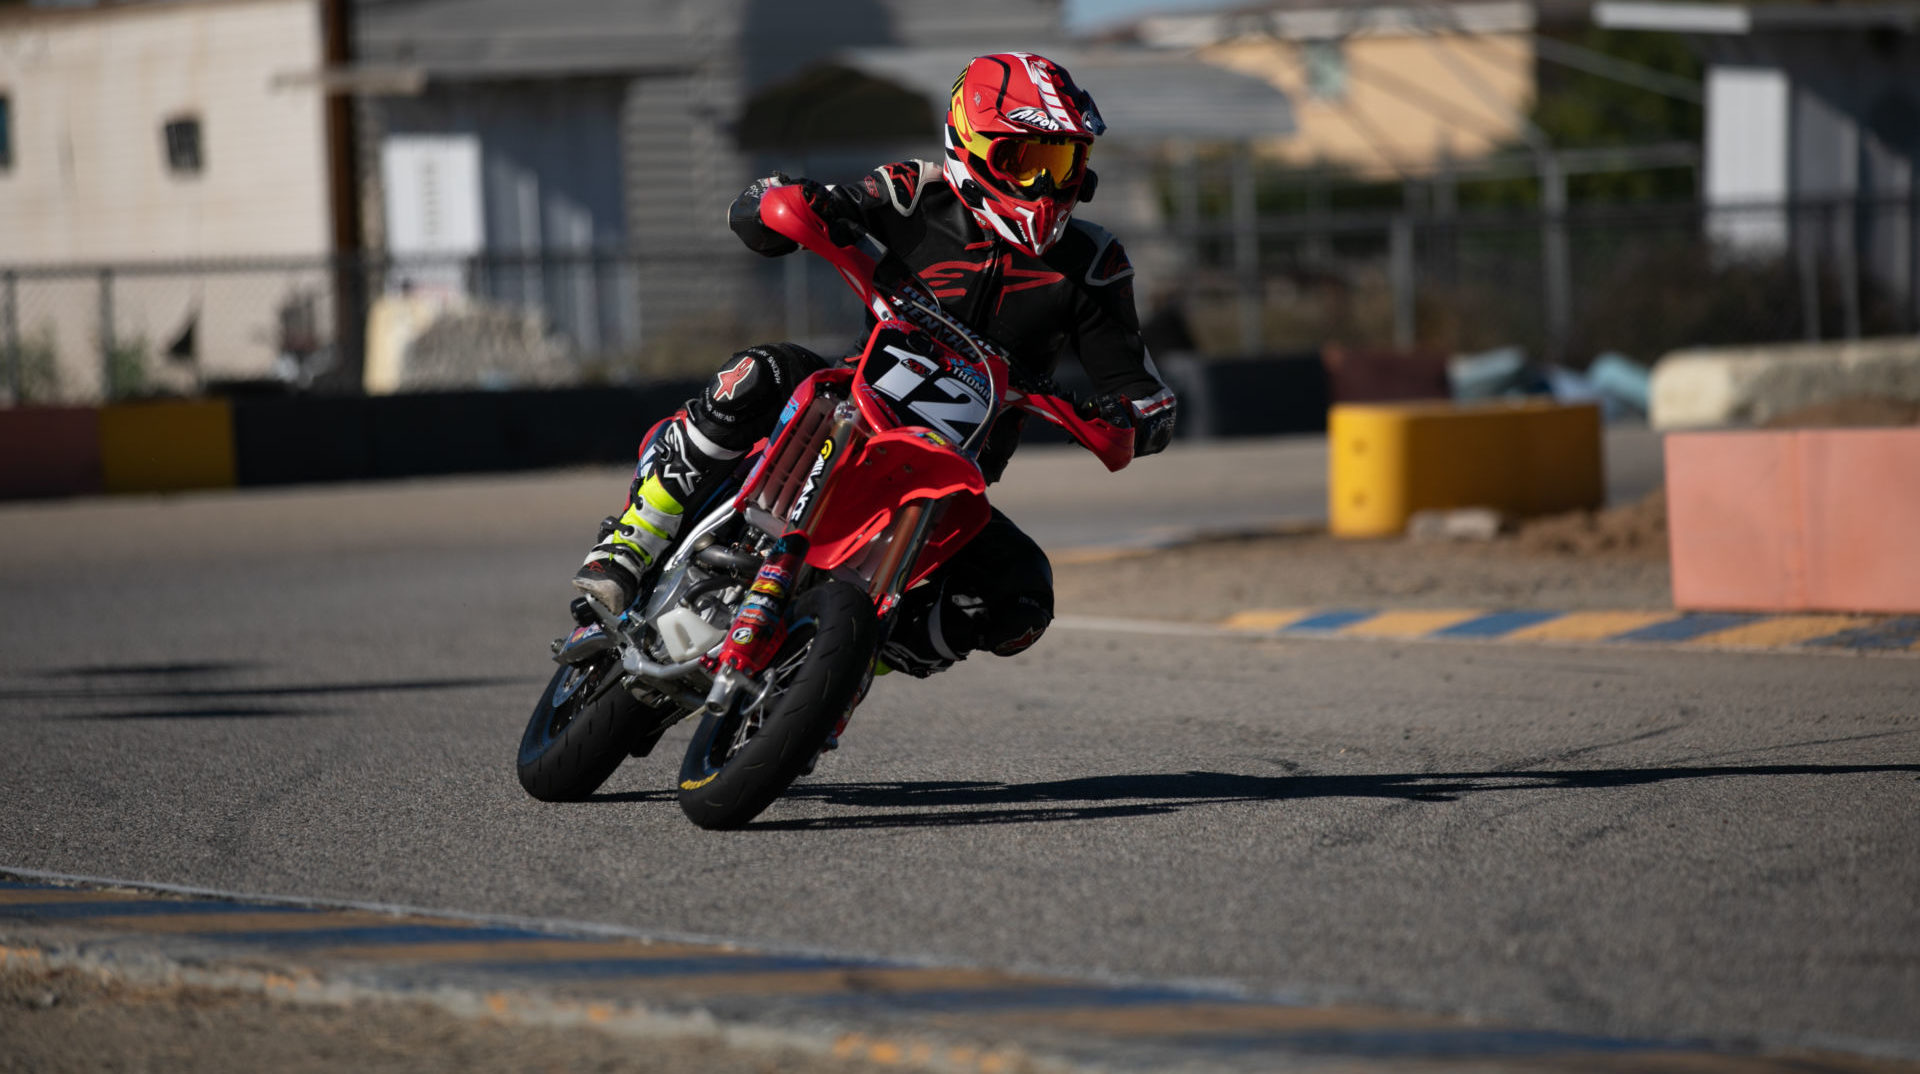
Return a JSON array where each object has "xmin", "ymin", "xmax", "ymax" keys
[
  {"xmin": 729, "ymin": 163, "xmax": 928, "ymax": 257},
  {"xmin": 728, "ymin": 172, "xmax": 877, "ymax": 257}
]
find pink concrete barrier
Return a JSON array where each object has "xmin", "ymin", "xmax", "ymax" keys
[
  {"xmin": 1666, "ymin": 428, "xmax": 1920, "ymax": 613},
  {"xmin": 0, "ymin": 407, "xmax": 103, "ymax": 499}
]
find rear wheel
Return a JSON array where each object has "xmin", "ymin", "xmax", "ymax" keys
[
  {"xmin": 517, "ymin": 656, "xmax": 674, "ymax": 802},
  {"xmin": 676, "ymin": 581, "xmax": 877, "ymax": 830}
]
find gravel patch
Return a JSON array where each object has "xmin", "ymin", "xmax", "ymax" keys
[
  {"xmin": 0, "ymin": 961, "xmax": 906, "ymax": 1074},
  {"xmin": 1054, "ymin": 515, "xmax": 1672, "ymax": 622}
]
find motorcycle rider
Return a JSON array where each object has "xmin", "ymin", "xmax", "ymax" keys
[{"xmin": 573, "ymin": 51, "xmax": 1177, "ymax": 677}]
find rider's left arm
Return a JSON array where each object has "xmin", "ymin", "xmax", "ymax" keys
[{"xmin": 1068, "ymin": 240, "xmax": 1178, "ymax": 457}]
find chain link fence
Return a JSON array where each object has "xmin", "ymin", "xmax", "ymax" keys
[
  {"xmin": 4, "ymin": 195, "xmax": 1915, "ymax": 406},
  {"xmin": 1162, "ymin": 195, "xmax": 1919, "ymax": 367}
]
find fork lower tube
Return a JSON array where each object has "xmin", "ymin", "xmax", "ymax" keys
[{"xmin": 867, "ymin": 502, "xmax": 936, "ymax": 604}]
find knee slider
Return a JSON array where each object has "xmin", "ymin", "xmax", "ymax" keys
[
  {"xmin": 985, "ymin": 596, "xmax": 1052, "ymax": 657},
  {"xmin": 692, "ymin": 343, "xmax": 827, "ymax": 450}
]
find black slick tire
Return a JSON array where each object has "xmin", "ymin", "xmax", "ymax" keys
[
  {"xmin": 517, "ymin": 657, "xmax": 667, "ymax": 802},
  {"xmin": 676, "ymin": 581, "xmax": 877, "ymax": 830}
]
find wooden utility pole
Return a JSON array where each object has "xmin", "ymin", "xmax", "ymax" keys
[{"xmin": 320, "ymin": 0, "xmax": 365, "ymax": 391}]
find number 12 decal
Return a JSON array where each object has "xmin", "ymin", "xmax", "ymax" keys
[{"xmin": 869, "ymin": 345, "xmax": 991, "ymax": 445}]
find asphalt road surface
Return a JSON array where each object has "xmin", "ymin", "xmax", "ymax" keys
[{"xmin": 2, "ymin": 432, "xmax": 1915, "ymax": 1062}]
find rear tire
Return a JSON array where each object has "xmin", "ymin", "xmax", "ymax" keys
[
  {"xmin": 517, "ymin": 657, "xmax": 674, "ymax": 802},
  {"xmin": 676, "ymin": 581, "xmax": 877, "ymax": 830}
]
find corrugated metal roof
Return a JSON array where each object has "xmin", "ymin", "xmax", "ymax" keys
[
  {"xmin": 1595, "ymin": 1, "xmax": 1920, "ymax": 34},
  {"xmin": 837, "ymin": 46, "xmax": 1295, "ymax": 140},
  {"xmin": 356, "ymin": 0, "xmax": 700, "ymax": 76},
  {"xmin": 354, "ymin": 0, "xmax": 1067, "ymax": 79}
]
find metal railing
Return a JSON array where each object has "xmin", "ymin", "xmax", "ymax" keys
[
  {"xmin": 4, "ymin": 194, "xmax": 1915, "ymax": 406},
  {"xmin": 1154, "ymin": 194, "xmax": 1920, "ymax": 365}
]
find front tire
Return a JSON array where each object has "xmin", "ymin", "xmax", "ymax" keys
[
  {"xmin": 518, "ymin": 656, "xmax": 669, "ymax": 802},
  {"xmin": 677, "ymin": 581, "xmax": 878, "ymax": 830}
]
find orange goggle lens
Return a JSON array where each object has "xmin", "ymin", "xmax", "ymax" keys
[{"xmin": 987, "ymin": 137, "xmax": 1084, "ymax": 190}]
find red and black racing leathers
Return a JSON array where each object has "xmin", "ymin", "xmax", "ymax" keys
[
  {"xmin": 627, "ymin": 160, "xmax": 1175, "ymax": 677},
  {"xmin": 729, "ymin": 159, "xmax": 1176, "ymax": 479}
]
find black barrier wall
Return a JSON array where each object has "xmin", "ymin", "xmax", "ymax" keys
[
  {"xmin": 1022, "ymin": 352, "xmax": 1330, "ymax": 446},
  {"xmin": 230, "ymin": 382, "xmax": 704, "ymax": 487},
  {"xmin": 211, "ymin": 354, "xmax": 1341, "ymax": 492}
]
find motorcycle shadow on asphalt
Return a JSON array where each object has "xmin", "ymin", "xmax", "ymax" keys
[
  {"xmin": 724, "ymin": 756, "xmax": 1920, "ymax": 831},
  {"xmin": 5, "ymin": 661, "xmax": 537, "ymax": 721}
]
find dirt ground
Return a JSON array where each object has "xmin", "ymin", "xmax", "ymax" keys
[
  {"xmin": 1054, "ymin": 489, "xmax": 1674, "ymax": 620},
  {"xmin": 0, "ymin": 962, "xmax": 910, "ymax": 1074}
]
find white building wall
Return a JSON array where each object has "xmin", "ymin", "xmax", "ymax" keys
[
  {"xmin": 0, "ymin": 0, "xmax": 330, "ymax": 261},
  {"xmin": 0, "ymin": 0, "xmax": 330, "ymax": 398},
  {"xmin": 1705, "ymin": 65, "xmax": 1790, "ymax": 254}
]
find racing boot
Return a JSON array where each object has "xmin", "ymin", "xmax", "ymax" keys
[
  {"xmin": 572, "ymin": 473, "xmax": 685, "ymax": 613},
  {"xmin": 571, "ymin": 344, "xmax": 827, "ymax": 613},
  {"xmin": 571, "ymin": 417, "xmax": 744, "ymax": 613}
]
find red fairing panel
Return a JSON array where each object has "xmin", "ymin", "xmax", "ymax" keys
[{"xmin": 803, "ymin": 428, "xmax": 990, "ymax": 584}]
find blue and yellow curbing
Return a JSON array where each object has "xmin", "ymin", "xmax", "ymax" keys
[
  {"xmin": 1221, "ymin": 608, "xmax": 1920, "ymax": 654},
  {"xmin": 3, "ymin": 875, "xmax": 1911, "ymax": 1073}
]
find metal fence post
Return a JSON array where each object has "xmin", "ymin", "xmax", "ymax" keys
[
  {"xmin": 3, "ymin": 269, "xmax": 19, "ymax": 404},
  {"xmin": 1540, "ymin": 156, "xmax": 1571, "ymax": 366},
  {"xmin": 1798, "ymin": 202, "xmax": 1823, "ymax": 342},
  {"xmin": 1173, "ymin": 140, "xmax": 1199, "ymax": 273},
  {"xmin": 98, "ymin": 267, "xmax": 116, "ymax": 401},
  {"xmin": 1390, "ymin": 215, "xmax": 1415, "ymax": 351},
  {"xmin": 1838, "ymin": 199, "xmax": 1862, "ymax": 340},
  {"xmin": 1910, "ymin": 182, "xmax": 1920, "ymax": 332},
  {"xmin": 1231, "ymin": 141, "xmax": 1260, "ymax": 354}
]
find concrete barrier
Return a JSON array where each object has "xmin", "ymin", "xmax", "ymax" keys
[
  {"xmin": 1329, "ymin": 400, "xmax": 1603, "ymax": 538},
  {"xmin": 98, "ymin": 399, "xmax": 237, "ymax": 494},
  {"xmin": 1666, "ymin": 428, "xmax": 1920, "ymax": 613},
  {"xmin": 1649, "ymin": 336, "xmax": 1920, "ymax": 429},
  {"xmin": 0, "ymin": 407, "xmax": 103, "ymax": 498}
]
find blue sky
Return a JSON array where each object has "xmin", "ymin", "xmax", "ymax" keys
[{"xmin": 1063, "ymin": 0, "xmax": 1234, "ymax": 33}]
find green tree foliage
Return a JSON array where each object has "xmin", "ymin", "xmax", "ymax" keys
[{"xmin": 1462, "ymin": 28, "xmax": 1704, "ymax": 206}]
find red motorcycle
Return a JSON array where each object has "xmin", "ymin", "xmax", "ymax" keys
[{"xmin": 517, "ymin": 185, "xmax": 1135, "ymax": 829}]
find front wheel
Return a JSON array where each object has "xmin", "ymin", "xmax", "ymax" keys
[
  {"xmin": 677, "ymin": 581, "xmax": 878, "ymax": 830},
  {"xmin": 518, "ymin": 655, "xmax": 671, "ymax": 802}
]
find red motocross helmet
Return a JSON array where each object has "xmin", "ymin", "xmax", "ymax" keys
[{"xmin": 943, "ymin": 52, "xmax": 1105, "ymax": 256}]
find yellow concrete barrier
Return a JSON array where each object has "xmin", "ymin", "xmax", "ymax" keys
[
  {"xmin": 98, "ymin": 399, "xmax": 237, "ymax": 494},
  {"xmin": 1329, "ymin": 400, "xmax": 1602, "ymax": 538}
]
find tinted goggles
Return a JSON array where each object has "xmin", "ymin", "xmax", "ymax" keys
[{"xmin": 986, "ymin": 136, "xmax": 1086, "ymax": 192}]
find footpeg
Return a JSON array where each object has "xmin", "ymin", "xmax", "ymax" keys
[{"xmin": 552, "ymin": 622, "xmax": 615, "ymax": 665}]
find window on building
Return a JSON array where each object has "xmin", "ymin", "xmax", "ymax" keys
[
  {"xmin": 0, "ymin": 94, "xmax": 12, "ymax": 171},
  {"xmin": 1303, "ymin": 40, "xmax": 1347, "ymax": 102},
  {"xmin": 163, "ymin": 116, "xmax": 202, "ymax": 174}
]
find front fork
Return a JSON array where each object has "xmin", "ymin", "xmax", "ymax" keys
[{"xmin": 700, "ymin": 531, "xmax": 808, "ymax": 715}]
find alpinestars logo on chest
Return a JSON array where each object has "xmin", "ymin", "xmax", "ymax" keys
[{"xmin": 918, "ymin": 254, "xmax": 1064, "ymax": 312}]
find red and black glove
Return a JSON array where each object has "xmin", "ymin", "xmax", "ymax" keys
[{"xmin": 1080, "ymin": 389, "xmax": 1177, "ymax": 457}]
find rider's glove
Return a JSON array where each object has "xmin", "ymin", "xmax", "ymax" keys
[
  {"xmin": 1128, "ymin": 388, "xmax": 1178, "ymax": 456},
  {"xmin": 729, "ymin": 173, "xmax": 837, "ymax": 257},
  {"xmin": 1078, "ymin": 391, "xmax": 1135, "ymax": 428},
  {"xmin": 1080, "ymin": 389, "xmax": 1178, "ymax": 457}
]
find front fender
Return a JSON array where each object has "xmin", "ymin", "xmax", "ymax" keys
[{"xmin": 805, "ymin": 428, "xmax": 990, "ymax": 574}]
